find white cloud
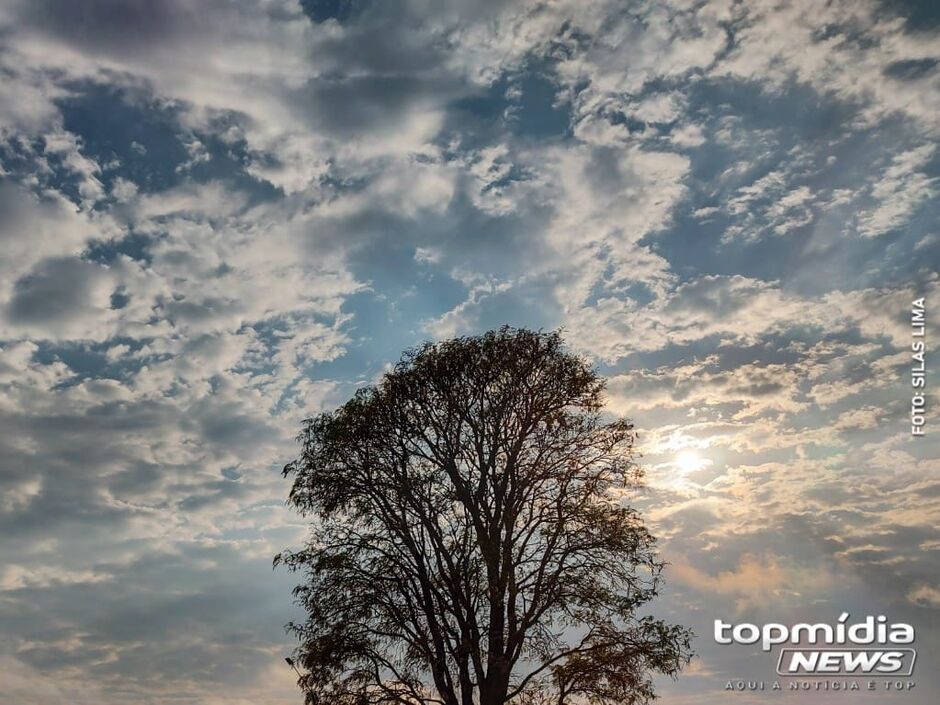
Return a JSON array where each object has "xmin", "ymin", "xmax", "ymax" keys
[
  {"xmin": 857, "ymin": 144, "xmax": 936, "ymax": 237},
  {"xmin": 0, "ymin": 182, "xmax": 102, "ymax": 286},
  {"xmin": 713, "ymin": 0, "xmax": 940, "ymax": 134},
  {"xmin": 567, "ymin": 274, "xmax": 934, "ymax": 362}
]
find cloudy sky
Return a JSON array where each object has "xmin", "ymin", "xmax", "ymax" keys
[{"xmin": 0, "ymin": 0, "xmax": 938, "ymax": 703}]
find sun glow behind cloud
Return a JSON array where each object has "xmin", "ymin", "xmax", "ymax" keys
[{"xmin": 675, "ymin": 449, "xmax": 710, "ymax": 475}]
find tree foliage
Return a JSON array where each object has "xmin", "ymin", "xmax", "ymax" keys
[{"xmin": 277, "ymin": 327, "xmax": 692, "ymax": 705}]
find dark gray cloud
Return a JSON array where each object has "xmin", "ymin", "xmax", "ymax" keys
[
  {"xmin": 7, "ymin": 257, "xmax": 111, "ymax": 329},
  {"xmin": 22, "ymin": 0, "xmax": 223, "ymax": 54}
]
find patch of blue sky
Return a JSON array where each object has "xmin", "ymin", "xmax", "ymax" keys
[
  {"xmin": 446, "ymin": 65, "xmax": 572, "ymax": 149},
  {"xmin": 645, "ymin": 78, "xmax": 939, "ymax": 294},
  {"xmin": 58, "ymin": 82, "xmax": 281, "ymax": 202},
  {"xmin": 298, "ymin": 0, "xmax": 370, "ymax": 24}
]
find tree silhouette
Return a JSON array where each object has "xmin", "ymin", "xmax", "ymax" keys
[{"xmin": 277, "ymin": 328, "xmax": 692, "ymax": 705}]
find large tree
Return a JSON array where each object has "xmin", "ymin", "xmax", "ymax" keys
[{"xmin": 277, "ymin": 328, "xmax": 692, "ymax": 705}]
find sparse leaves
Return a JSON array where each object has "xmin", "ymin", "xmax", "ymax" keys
[{"xmin": 280, "ymin": 327, "xmax": 692, "ymax": 705}]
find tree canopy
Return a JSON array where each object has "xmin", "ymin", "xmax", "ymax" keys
[{"xmin": 277, "ymin": 327, "xmax": 692, "ymax": 705}]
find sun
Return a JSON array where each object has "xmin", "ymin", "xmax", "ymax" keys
[{"xmin": 675, "ymin": 449, "xmax": 705, "ymax": 474}]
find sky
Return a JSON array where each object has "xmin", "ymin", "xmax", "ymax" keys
[{"xmin": 0, "ymin": 0, "xmax": 938, "ymax": 703}]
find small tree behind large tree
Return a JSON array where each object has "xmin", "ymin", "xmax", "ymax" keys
[{"xmin": 277, "ymin": 328, "xmax": 692, "ymax": 705}]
